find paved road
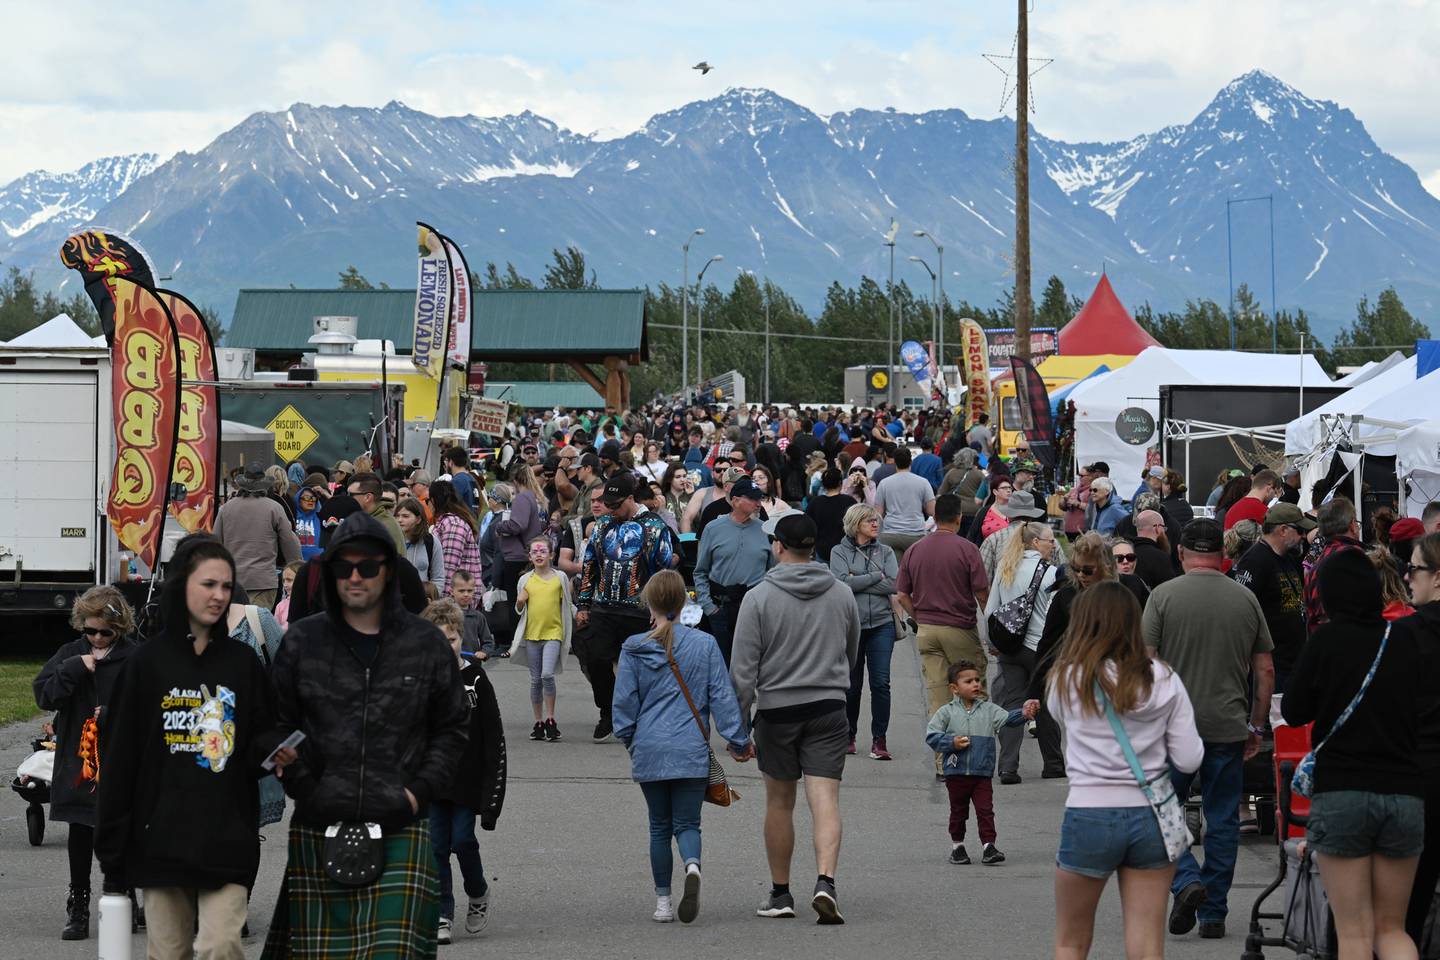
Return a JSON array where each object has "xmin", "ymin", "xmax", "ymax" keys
[{"xmin": 0, "ymin": 635, "xmax": 1281, "ymax": 959}]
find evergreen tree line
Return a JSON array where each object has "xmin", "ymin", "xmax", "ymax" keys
[{"xmin": 2, "ymin": 251, "xmax": 1429, "ymax": 404}]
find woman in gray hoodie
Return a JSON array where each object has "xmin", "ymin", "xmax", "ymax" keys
[{"xmin": 829, "ymin": 503, "xmax": 900, "ymax": 761}]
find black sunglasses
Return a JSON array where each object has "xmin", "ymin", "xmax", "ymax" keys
[
  {"xmin": 1114, "ymin": 553, "xmax": 1137, "ymax": 563},
  {"xmin": 1411, "ymin": 564, "xmax": 1436, "ymax": 575},
  {"xmin": 1071, "ymin": 564, "xmax": 1096, "ymax": 576},
  {"xmin": 82, "ymin": 626, "xmax": 116, "ymax": 638},
  {"xmin": 330, "ymin": 557, "xmax": 387, "ymax": 580}
]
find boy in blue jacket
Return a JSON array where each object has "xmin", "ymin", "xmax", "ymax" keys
[{"xmin": 924, "ymin": 660, "xmax": 1025, "ymax": 865}]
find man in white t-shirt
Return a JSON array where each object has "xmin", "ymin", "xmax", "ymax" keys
[{"xmin": 874, "ymin": 447, "xmax": 936, "ymax": 564}]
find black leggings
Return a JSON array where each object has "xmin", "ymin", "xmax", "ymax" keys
[
  {"xmin": 1406, "ymin": 780, "xmax": 1440, "ymax": 945},
  {"xmin": 68, "ymin": 823, "xmax": 94, "ymax": 890}
]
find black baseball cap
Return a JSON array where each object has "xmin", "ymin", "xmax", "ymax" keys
[
  {"xmin": 1083, "ymin": 461, "xmax": 1110, "ymax": 474},
  {"xmin": 577, "ymin": 452, "xmax": 601, "ymax": 473},
  {"xmin": 773, "ymin": 514, "xmax": 817, "ymax": 550},
  {"xmin": 602, "ymin": 472, "xmax": 638, "ymax": 507},
  {"xmin": 730, "ymin": 477, "xmax": 763, "ymax": 501},
  {"xmin": 1180, "ymin": 517, "xmax": 1223, "ymax": 553},
  {"xmin": 599, "ymin": 441, "xmax": 621, "ymax": 462}
]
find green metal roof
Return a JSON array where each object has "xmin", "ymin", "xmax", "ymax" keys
[
  {"xmin": 483, "ymin": 381, "xmax": 603, "ymax": 410},
  {"xmin": 226, "ymin": 288, "xmax": 647, "ymax": 359}
]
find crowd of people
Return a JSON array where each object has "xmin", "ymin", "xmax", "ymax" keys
[{"xmin": 26, "ymin": 396, "xmax": 1440, "ymax": 959}]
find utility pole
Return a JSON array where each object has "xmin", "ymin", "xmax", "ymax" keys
[
  {"xmin": 888, "ymin": 239, "xmax": 897, "ymax": 407},
  {"xmin": 681, "ymin": 228, "xmax": 704, "ymax": 395},
  {"xmin": 763, "ymin": 281, "xmax": 771, "ymax": 406},
  {"xmin": 1013, "ymin": 0, "xmax": 1034, "ymax": 360}
]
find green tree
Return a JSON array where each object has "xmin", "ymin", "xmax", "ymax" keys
[
  {"xmin": 1331, "ymin": 287, "xmax": 1431, "ymax": 366},
  {"xmin": 0, "ymin": 267, "xmax": 101, "ymax": 341},
  {"xmin": 1037, "ymin": 275, "xmax": 1080, "ymax": 331},
  {"xmin": 543, "ymin": 246, "xmax": 597, "ymax": 290},
  {"xmin": 479, "ymin": 262, "xmax": 535, "ymax": 290},
  {"xmin": 337, "ymin": 265, "xmax": 375, "ymax": 290}
]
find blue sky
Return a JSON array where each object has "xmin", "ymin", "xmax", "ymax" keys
[{"xmin": 3, "ymin": 0, "xmax": 1437, "ymax": 191}]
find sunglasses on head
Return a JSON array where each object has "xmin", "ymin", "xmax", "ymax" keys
[
  {"xmin": 330, "ymin": 557, "xmax": 387, "ymax": 580},
  {"xmin": 82, "ymin": 626, "xmax": 116, "ymax": 638}
]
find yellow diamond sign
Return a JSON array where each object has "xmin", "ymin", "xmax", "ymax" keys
[{"xmin": 265, "ymin": 404, "xmax": 320, "ymax": 462}]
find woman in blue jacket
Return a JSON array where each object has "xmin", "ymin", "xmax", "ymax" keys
[{"xmin": 612, "ymin": 570, "xmax": 751, "ymax": 925}]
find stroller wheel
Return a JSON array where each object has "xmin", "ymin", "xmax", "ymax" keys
[{"xmin": 25, "ymin": 804, "xmax": 44, "ymax": 846}]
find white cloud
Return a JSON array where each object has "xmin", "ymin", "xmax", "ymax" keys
[
  {"xmin": 1424, "ymin": 171, "xmax": 1440, "ymax": 201},
  {"xmin": 1, "ymin": 0, "xmax": 1436, "ymax": 185}
]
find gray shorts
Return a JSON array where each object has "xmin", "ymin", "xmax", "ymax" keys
[
  {"xmin": 1308, "ymin": 790, "xmax": 1424, "ymax": 859},
  {"xmin": 754, "ymin": 707, "xmax": 848, "ymax": 782}
]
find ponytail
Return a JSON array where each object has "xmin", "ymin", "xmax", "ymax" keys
[{"xmin": 642, "ymin": 570, "xmax": 688, "ymax": 656}]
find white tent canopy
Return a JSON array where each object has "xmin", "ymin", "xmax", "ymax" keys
[
  {"xmin": 2, "ymin": 314, "xmax": 100, "ymax": 348},
  {"xmin": 1333, "ymin": 351, "xmax": 1407, "ymax": 388},
  {"xmin": 1288, "ymin": 364, "xmax": 1440, "ymax": 459},
  {"xmin": 1395, "ymin": 420, "xmax": 1440, "ymax": 518},
  {"xmin": 1066, "ymin": 347, "xmax": 1329, "ymax": 488},
  {"xmin": 1285, "ymin": 355, "xmax": 1419, "ymax": 455}
]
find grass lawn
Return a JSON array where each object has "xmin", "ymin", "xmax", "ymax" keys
[{"xmin": 0, "ymin": 660, "xmax": 45, "ymax": 727}]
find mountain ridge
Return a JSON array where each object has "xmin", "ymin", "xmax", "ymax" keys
[{"xmin": 2, "ymin": 70, "xmax": 1435, "ymax": 337}]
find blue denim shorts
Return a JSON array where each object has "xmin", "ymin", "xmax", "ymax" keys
[
  {"xmin": 1056, "ymin": 806, "xmax": 1171, "ymax": 879},
  {"xmin": 1307, "ymin": 790, "xmax": 1424, "ymax": 859}
]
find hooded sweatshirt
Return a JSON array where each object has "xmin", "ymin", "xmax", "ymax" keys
[
  {"xmin": 95, "ymin": 622, "xmax": 279, "ymax": 889},
  {"xmin": 271, "ymin": 513, "xmax": 470, "ymax": 831},
  {"xmin": 612, "ymin": 624, "xmax": 748, "ymax": 782},
  {"xmin": 293, "ymin": 488, "xmax": 324, "ymax": 560},
  {"xmin": 925, "ymin": 696, "xmax": 1026, "ymax": 777},
  {"xmin": 730, "ymin": 562, "xmax": 861, "ymax": 721}
]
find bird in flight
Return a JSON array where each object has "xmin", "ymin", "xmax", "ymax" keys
[{"xmin": 693, "ymin": 61, "xmax": 713, "ymax": 75}]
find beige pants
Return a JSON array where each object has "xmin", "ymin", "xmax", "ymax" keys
[
  {"xmin": 143, "ymin": 884, "xmax": 247, "ymax": 960},
  {"xmin": 246, "ymin": 589, "xmax": 277, "ymax": 609},
  {"xmin": 915, "ymin": 623, "xmax": 987, "ymax": 717},
  {"xmin": 879, "ymin": 531, "xmax": 925, "ymax": 566}
]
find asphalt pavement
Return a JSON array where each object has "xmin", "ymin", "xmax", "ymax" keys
[{"xmin": 0, "ymin": 633, "xmax": 1282, "ymax": 959}]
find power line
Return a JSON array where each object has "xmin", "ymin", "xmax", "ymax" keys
[{"xmin": 647, "ymin": 321, "xmax": 895, "ymax": 346}]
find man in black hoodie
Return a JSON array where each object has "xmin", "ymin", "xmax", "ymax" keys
[{"xmin": 264, "ymin": 513, "xmax": 470, "ymax": 956}]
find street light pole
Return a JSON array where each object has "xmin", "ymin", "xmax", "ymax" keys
[
  {"xmin": 915, "ymin": 230, "xmax": 944, "ymax": 380},
  {"xmin": 909, "ymin": 257, "xmax": 938, "ymax": 400},
  {"xmin": 763, "ymin": 280, "xmax": 771, "ymax": 406},
  {"xmin": 696, "ymin": 254, "xmax": 722, "ymax": 383},
  {"xmin": 681, "ymin": 228, "xmax": 704, "ymax": 395},
  {"xmin": 887, "ymin": 240, "xmax": 897, "ymax": 408}
]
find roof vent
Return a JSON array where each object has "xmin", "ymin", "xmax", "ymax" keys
[{"xmin": 309, "ymin": 316, "xmax": 358, "ymax": 356}]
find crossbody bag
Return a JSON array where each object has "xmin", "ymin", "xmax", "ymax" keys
[
  {"xmin": 987, "ymin": 560, "xmax": 1050, "ymax": 656},
  {"xmin": 1292, "ymin": 624, "xmax": 1389, "ymax": 799},
  {"xmin": 666, "ymin": 648, "xmax": 740, "ymax": 807},
  {"xmin": 1099, "ymin": 684, "xmax": 1191, "ymax": 862}
]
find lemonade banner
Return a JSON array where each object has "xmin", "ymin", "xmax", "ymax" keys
[
  {"xmin": 959, "ymin": 319, "xmax": 991, "ymax": 428},
  {"xmin": 411, "ymin": 222, "xmax": 453, "ymax": 382},
  {"xmin": 442, "ymin": 234, "xmax": 473, "ymax": 369},
  {"xmin": 158, "ymin": 290, "xmax": 220, "ymax": 533}
]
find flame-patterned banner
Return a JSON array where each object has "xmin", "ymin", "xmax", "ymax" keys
[{"xmin": 158, "ymin": 290, "xmax": 220, "ymax": 533}]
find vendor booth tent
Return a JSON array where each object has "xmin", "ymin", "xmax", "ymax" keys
[
  {"xmin": 1288, "ymin": 364, "xmax": 1440, "ymax": 459},
  {"xmin": 1066, "ymin": 347, "xmax": 1328, "ymax": 492},
  {"xmin": 1057, "ymin": 273, "xmax": 1161, "ymax": 357},
  {"xmin": 1397, "ymin": 420, "xmax": 1440, "ymax": 518},
  {"xmin": 1285, "ymin": 356, "xmax": 1418, "ymax": 455},
  {"xmin": 1, "ymin": 314, "xmax": 96, "ymax": 348}
]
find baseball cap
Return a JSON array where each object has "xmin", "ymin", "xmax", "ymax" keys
[
  {"xmin": 730, "ymin": 477, "xmax": 763, "ymax": 501},
  {"xmin": 1265, "ymin": 502, "xmax": 1316, "ymax": 532},
  {"xmin": 1082, "ymin": 461, "xmax": 1109, "ymax": 474},
  {"xmin": 602, "ymin": 472, "xmax": 638, "ymax": 507},
  {"xmin": 1147, "ymin": 465, "xmax": 1166, "ymax": 479},
  {"xmin": 773, "ymin": 513, "xmax": 817, "ymax": 551},
  {"xmin": 333, "ymin": 459, "xmax": 355, "ymax": 474},
  {"xmin": 1179, "ymin": 518, "xmax": 1224, "ymax": 553},
  {"xmin": 1390, "ymin": 517, "xmax": 1426, "ymax": 543},
  {"xmin": 408, "ymin": 469, "xmax": 432, "ymax": 486},
  {"xmin": 721, "ymin": 466, "xmax": 747, "ymax": 485},
  {"xmin": 577, "ymin": 452, "xmax": 601, "ymax": 473}
]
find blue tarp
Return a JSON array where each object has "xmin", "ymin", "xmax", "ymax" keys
[
  {"xmin": 1050, "ymin": 365, "xmax": 1112, "ymax": 418},
  {"xmin": 1417, "ymin": 340, "xmax": 1440, "ymax": 379}
]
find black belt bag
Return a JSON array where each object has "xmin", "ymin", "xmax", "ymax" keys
[
  {"xmin": 710, "ymin": 582, "xmax": 751, "ymax": 605},
  {"xmin": 324, "ymin": 821, "xmax": 385, "ymax": 887}
]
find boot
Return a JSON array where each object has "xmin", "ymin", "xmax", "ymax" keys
[{"xmin": 61, "ymin": 885, "xmax": 90, "ymax": 941}]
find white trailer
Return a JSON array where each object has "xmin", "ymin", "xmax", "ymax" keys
[{"xmin": 0, "ymin": 339, "xmax": 118, "ymax": 613}]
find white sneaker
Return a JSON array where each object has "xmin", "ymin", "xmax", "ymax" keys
[
  {"xmin": 678, "ymin": 863, "xmax": 701, "ymax": 924},
  {"xmin": 437, "ymin": 917, "xmax": 452, "ymax": 945},
  {"xmin": 464, "ymin": 890, "xmax": 490, "ymax": 934},
  {"xmin": 653, "ymin": 895, "xmax": 675, "ymax": 922}
]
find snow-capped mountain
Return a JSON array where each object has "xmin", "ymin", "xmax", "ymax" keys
[
  {"xmin": 0, "ymin": 153, "xmax": 157, "ymax": 248},
  {"xmin": 4, "ymin": 71, "xmax": 1436, "ymax": 336}
]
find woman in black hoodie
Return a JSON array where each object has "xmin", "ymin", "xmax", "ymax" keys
[
  {"xmin": 1404, "ymin": 532, "xmax": 1440, "ymax": 945},
  {"xmin": 96, "ymin": 537, "xmax": 283, "ymax": 959},
  {"xmin": 33, "ymin": 585, "xmax": 137, "ymax": 941},
  {"xmin": 1282, "ymin": 548, "xmax": 1424, "ymax": 960}
]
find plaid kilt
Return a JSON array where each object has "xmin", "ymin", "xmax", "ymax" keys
[{"xmin": 261, "ymin": 820, "xmax": 439, "ymax": 959}]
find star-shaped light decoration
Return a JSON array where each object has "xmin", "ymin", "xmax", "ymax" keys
[{"xmin": 983, "ymin": 32, "xmax": 1053, "ymax": 115}]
